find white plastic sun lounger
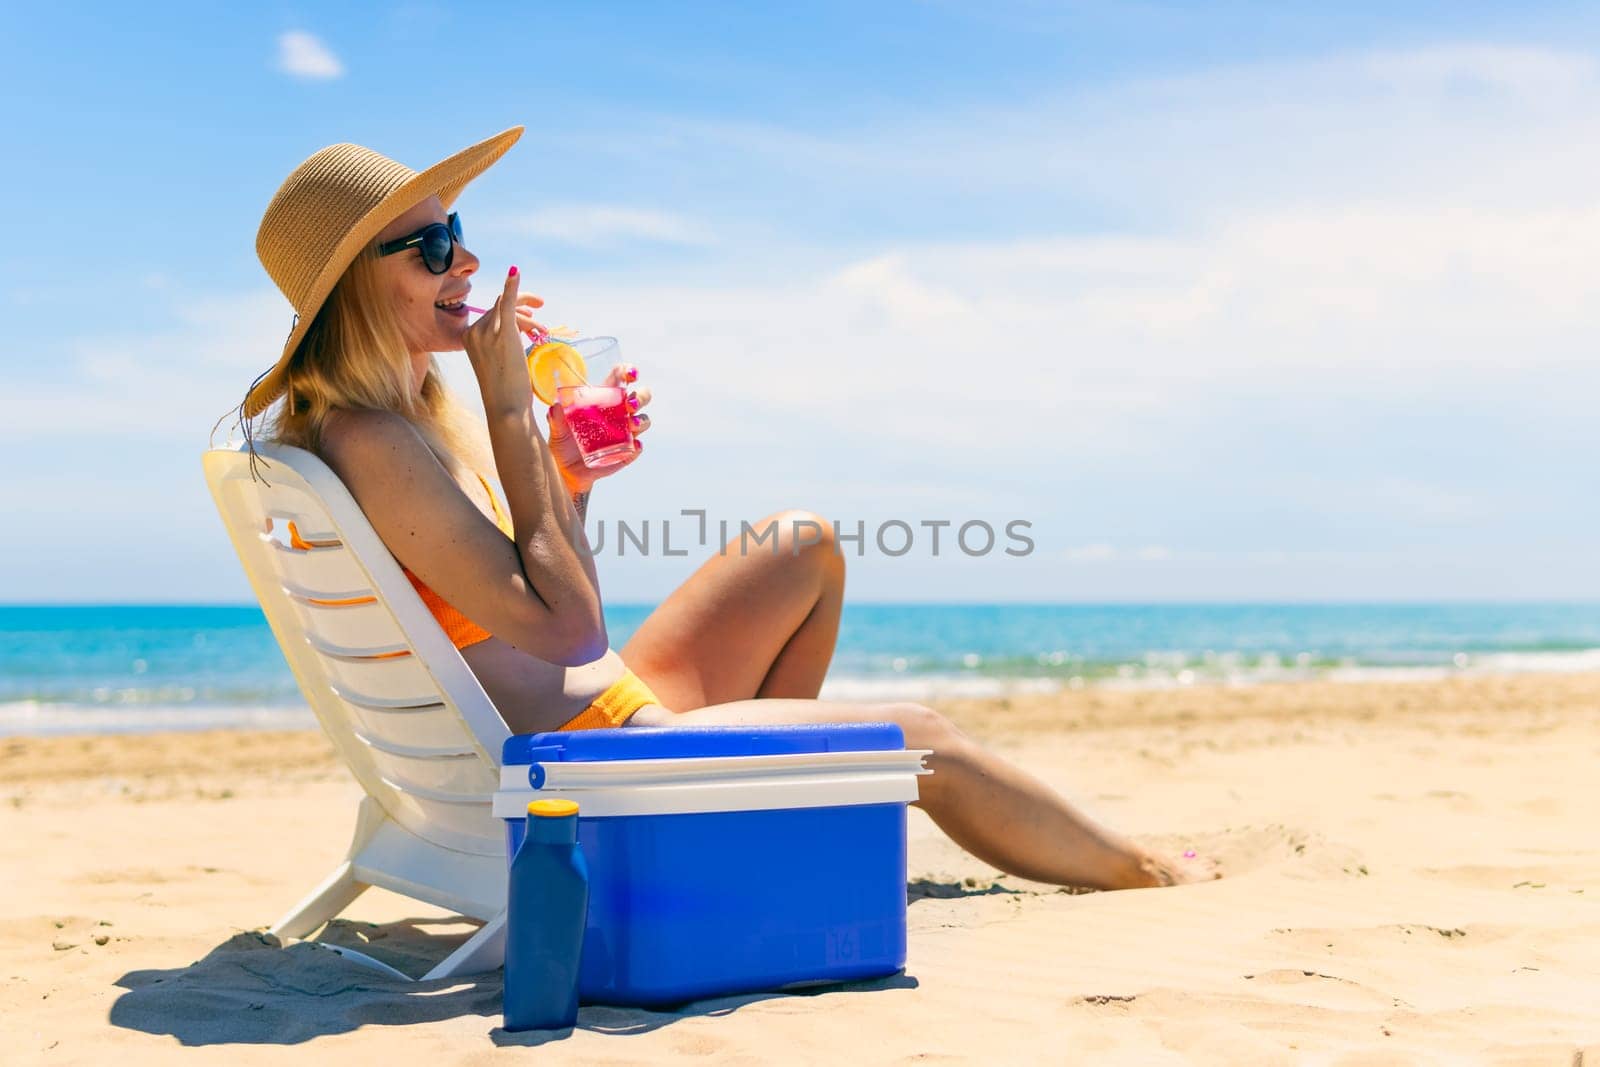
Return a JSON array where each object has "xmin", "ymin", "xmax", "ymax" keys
[{"xmin": 203, "ymin": 441, "xmax": 512, "ymax": 980}]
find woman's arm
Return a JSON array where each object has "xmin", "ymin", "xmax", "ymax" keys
[
  {"xmin": 401, "ymin": 265, "xmax": 607, "ymax": 663},
  {"xmin": 322, "ymin": 408, "xmax": 607, "ymax": 666},
  {"xmin": 497, "ymin": 320, "xmax": 601, "ymax": 586},
  {"xmin": 544, "ymin": 453, "xmax": 599, "ymax": 585},
  {"xmin": 483, "ymin": 400, "xmax": 604, "ymax": 631}
]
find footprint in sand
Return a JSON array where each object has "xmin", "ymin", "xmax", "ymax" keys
[
  {"xmin": 1140, "ymin": 824, "xmax": 1373, "ymax": 883},
  {"xmin": 1264, "ymin": 923, "xmax": 1502, "ymax": 958},
  {"xmin": 1240, "ymin": 967, "xmax": 1401, "ymax": 1011},
  {"xmin": 1417, "ymin": 861, "xmax": 1600, "ymax": 892}
]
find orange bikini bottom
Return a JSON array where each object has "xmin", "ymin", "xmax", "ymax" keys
[{"xmin": 554, "ymin": 668, "xmax": 662, "ymax": 731}]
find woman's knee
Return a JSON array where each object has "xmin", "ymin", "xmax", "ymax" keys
[
  {"xmin": 752, "ymin": 508, "xmax": 841, "ymax": 567},
  {"xmin": 878, "ymin": 701, "xmax": 960, "ymax": 751},
  {"xmin": 875, "ymin": 702, "xmax": 969, "ymax": 807}
]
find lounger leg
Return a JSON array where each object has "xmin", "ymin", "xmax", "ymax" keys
[
  {"xmin": 419, "ymin": 910, "xmax": 506, "ymax": 981},
  {"xmin": 270, "ymin": 860, "xmax": 368, "ymax": 940},
  {"xmin": 269, "ymin": 796, "xmax": 387, "ymax": 940}
]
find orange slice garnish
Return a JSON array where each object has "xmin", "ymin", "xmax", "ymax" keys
[{"xmin": 527, "ymin": 341, "xmax": 588, "ymax": 404}]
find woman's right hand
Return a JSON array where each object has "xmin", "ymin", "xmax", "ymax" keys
[{"xmin": 462, "ymin": 267, "xmax": 543, "ymax": 414}]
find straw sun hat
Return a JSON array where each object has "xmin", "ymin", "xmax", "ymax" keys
[{"xmin": 244, "ymin": 126, "xmax": 524, "ymax": 420}]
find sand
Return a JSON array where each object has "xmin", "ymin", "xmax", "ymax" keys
[{"xmin": 3, "ymin": 673, "xmax": 1598, "ymax": 1064}]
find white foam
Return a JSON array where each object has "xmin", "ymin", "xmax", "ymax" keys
[
  {"xmin": 818, "ymin": 675, "xmax": 1063, "ymax": 703},
  {"xmin": 9, "ymin": 647, "xmax": 1600, "ymax": 736},
  {"xmin": 0, "ymin": 701, "xmax": 316, "ymax": 737},
  {"xmin": 1322, "ymin": 665, "xmax": 1454, "ymax": 684},
  {"xmin": 1466, "ymin": 649, "xmax": 1600, "ymax": 674}
]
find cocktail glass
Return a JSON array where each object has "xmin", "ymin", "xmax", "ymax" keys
[{"xmin": 556, "ymin": 337, "xmax": 636, "ymax": 469}]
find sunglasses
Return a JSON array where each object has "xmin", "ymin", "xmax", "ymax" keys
[{"xmin": 377, "ymin": 212, "xmax": 463, "ymax": 274}]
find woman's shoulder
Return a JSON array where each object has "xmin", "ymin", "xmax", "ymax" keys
[
  {"xmin": 322, "ymin": 407, "xmax": 420, "ymax": 453},
  {"xmin": 320, "ymin": 408, "xmax": 433, "ymax": 484}
]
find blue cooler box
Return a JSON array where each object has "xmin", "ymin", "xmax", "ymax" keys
[{"xmin": 493, "ymin": 723, "xmax": 931, "ymax": 1006}]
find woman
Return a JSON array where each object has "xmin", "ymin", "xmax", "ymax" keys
[{"xmin": 240, "ymin": 127, "xmax": 1201, "ymax": 891}]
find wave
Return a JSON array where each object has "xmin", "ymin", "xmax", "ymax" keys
[
  {"xmin": 819, "ymin": 675, "xmax": 1067, "ymax": 702},
  {"xmin": 8, "ymin": 646, "xmax": 1600, "ymax": 736},
  {"xmin": 824, "ymin": 646, "xmax": 1600, "ymax": 700},
  {"xmin": 0, "ymin": 684, "xmax": 302, "ymax": 706},
  {"xmin": 0, "ymin": 701, "xmax": 315, "ymax": 737}
]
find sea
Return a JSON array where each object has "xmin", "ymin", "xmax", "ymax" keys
[{"xmin": 3, "ymin": 602, "xmax": 1600, "ymax": 736}]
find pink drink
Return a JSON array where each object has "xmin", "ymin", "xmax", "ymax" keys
[{"xmin": 558, "ymin": 383, "xmax": 636, "ymax": 468}]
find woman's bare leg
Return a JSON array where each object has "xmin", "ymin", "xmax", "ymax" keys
[
  {"xmin": 623, "ymin": 508, "xmax": 1193, "ymax": 890},
  {"xmin": 628, "ymin": 698, "xmax": 1191, "ymax": 891},
  {"xmin": 621, "ymin": 509, "xmax": 845, "ymax": 708}
]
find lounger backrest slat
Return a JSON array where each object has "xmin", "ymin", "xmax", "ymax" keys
[
  {"xmin": 288, "ymin": 598, "xmax": 408, "ymax": 657},
  {"xmin": 343, "ymin": 702, "xmax": 483, "ymax": 751},
  {"xmin": 203, "ymin": 444, "xmax": 511, "ymax": 859},
  {"xmin": 265, "ymin": 539, "xmax": 379, "ymax": 602},
  {"xmin": 382, "ymin": 789, "xmax": 514, "ymax": 845}
]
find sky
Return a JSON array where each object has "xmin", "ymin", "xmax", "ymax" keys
[{"xmin": 4, "ymin": 1, "xmax": 1600, "ymax": 603}]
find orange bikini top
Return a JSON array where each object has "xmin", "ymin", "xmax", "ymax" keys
[{"xmin": 290, "ymin": 472, "xmax": 513, "ymax": 650}]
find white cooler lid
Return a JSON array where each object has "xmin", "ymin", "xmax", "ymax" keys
[{"xmin": 493, "ymin": 748, "xmax": 932, "ymax": 818}]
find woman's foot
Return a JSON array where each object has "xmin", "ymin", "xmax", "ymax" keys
[{"xmin": 1124, "ymin": 848, "xmax": 1221, "ymax": 888}]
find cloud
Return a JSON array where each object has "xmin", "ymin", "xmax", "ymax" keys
[
  {"xmin": 1061, "ymin": 545, "xmax": 1173, "ymax": 563},
  {"xmin": 24, "ymin": 119, "xmax": 1600, "ymax": 464},
  {"xmin": 15, "ymin": 39, "xmax": 1600, "ymax": 598},
  {"xmin": 277, "ymin": 31, "xmax": 344, "ymax": 80},
  {"xmin": 501, "ymin": 205, "xmax": 713, "ymax": 249},
  {"xmin": 566, "ymin": 42, "xmax": 1600, "ymax": 239},
  {"xmin": 91, "ymin": 147, "xmax": 1573, "ymax": 513},
  {"xmin": 514, "ymin": 190, "xmax": 1600, "ymax": 468},
  {"xmin": 1359, "ymin": 43, "xmax": 1597, "ymax": 98},
  {"xmin": 0, "ymin": 289, "xmax": 291, "ymax": 443}
]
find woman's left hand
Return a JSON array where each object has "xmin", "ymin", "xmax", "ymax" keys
[{"xmin": 544, "ymin": 361, "xmax": 651, "ymax": 490}]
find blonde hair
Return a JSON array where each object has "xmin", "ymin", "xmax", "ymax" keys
[{"xmin": 252, "ymin": 243, "xmax": 489, "ymax": 478}]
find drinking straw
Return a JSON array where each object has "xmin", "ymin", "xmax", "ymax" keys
[{"xmin": 465, "ymin": 305, "xmax": 549, "ymax": 348}]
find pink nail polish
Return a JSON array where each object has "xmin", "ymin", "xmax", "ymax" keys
[
  {"xmin": 630, "ymin": 414, "xmax": 642, "ymax": 428},
  {"xmin": 627, "ymin": 366, "xmax": 639, "ymax": 382},
  {"xmin": 509, "ymin": 265, "xmax": 519, "ymax": 277}
]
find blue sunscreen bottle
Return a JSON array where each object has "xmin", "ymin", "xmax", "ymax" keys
[{"xmin": 503, "ymin": 798, "xmax": 589, "ymax": 1031}]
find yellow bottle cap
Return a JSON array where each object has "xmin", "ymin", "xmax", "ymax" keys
[{"xmin": 527, "ymin": 798, "xmax": 579, "ymax": 818}]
